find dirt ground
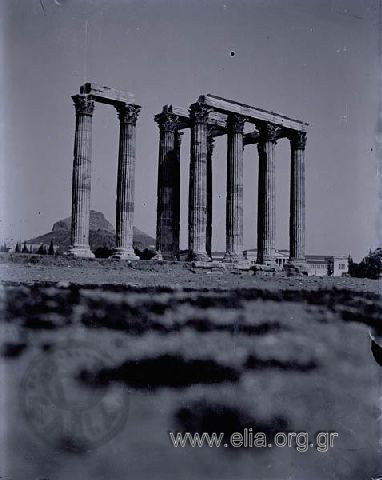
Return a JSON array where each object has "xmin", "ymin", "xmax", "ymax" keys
[{"xmin": 1, "ymin": 254, "xmax": 382, "ymax": 480}]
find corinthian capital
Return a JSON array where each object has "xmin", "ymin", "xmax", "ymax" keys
[
  {"xmin": 154, "ymin": 112, "xmax": 180, "ymax": 132},
  {"xmin": 72, "ymin": 95, "xmax": 95, "ymax": 116},
  {"xmin": 189, "ymin": 103, "xmax": 210, "ymax": 124},
  {"xmin": 116, "ymin": 103, "xmax": 141, "ymax": 124},
  {"xmin": 290, "ymin": 131, "xmax": 307, "ymax": 150},
  {"xmin": 258, "ymin": 123, "xmax": 278, "ymax": 143},
  {"xmin": 227, "ymin": 113, "xmax": 245, "ymax": 134}
]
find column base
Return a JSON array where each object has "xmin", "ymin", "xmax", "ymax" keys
[
  {"xmin": 67, "ymin": 245, "xmax": 95, "ymax": 259},
  {"xmin": 256, "ymin": 256, "xmax": 277, "ymax": 267},
  {"xmin": 223, "ymin": 252, "xmax": 244, "ymax": 263},
  {"xmin": 155, "ymin": 251, "xmax": 179, "ymax": 261},
  {"xmin": 284, "ymin": 259, "xmax": 309, "ymax": 276},
  {"xmin": 110, "ymin": 248, "xmax": 139, "ymax": 261},
  {"xmin": 187, "ymin": 251, "xmax": 211, "ymax": 262}
]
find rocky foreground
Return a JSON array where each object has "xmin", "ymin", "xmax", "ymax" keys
[{"xmin": 1, "ymin": 255, "xmax": 382, "ymax": 480}]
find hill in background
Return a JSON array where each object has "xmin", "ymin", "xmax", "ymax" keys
[{"xmin": 27, "ymin": 210, "xmax": 155, "ymax": 252}]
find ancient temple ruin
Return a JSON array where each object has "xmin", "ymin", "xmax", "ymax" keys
[
  {"xmin": 154, "ymin": 94, "xmax": 309, "ymax": 265},
  {"xmin": 69, "ymin": 83, "xmax": 140, "ymax": 260},
  {"xmin": 68, "ymin": 85, "xmax": 308, "ymax": 266}
]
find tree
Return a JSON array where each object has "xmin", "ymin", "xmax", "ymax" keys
[
  {"xmin": 48, "ymin": 240, "xmax": 54, "ymax": 255},
  {"xmin": 37, "ymin": 244, "xmax": 47, "ymax": 255},
  {"xmin": 327, "ymin": 258, "xmax": 334, "ymax": 276},
  {"xmin": 349, "ymin": 250, "xmax": 382, "ymax": 279},
  {"xmin": 15, "ymin": 242, "xmax": 21, "ymax": 253},
  {"xmin": 95, "ymin": 246, "xmax": 113, "ymax": 258},
  {"xmin": 22, "ymin": 242, "xmax": 29, "ymax": 253},
  {"xmin": 138, "ymin": 248, "xmax": 156, "ymax": 260}
]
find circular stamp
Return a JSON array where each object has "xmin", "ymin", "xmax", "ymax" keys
[{"xmin": 21, "ymin": 341, "xmax": 129, "ymax": 452}]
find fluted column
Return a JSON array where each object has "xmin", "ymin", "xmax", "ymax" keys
[
  {"xmin": 154, "ymin": 111, "xmax": 181, "ymax": 259},
  {"xmin": 289, "ymin": 131, "xmax": 307, "ymax": 263},
  {"xmin": 112, "ymin": 103, "xmax": 141, "ymax": 260},
  {"xmin": 206, "ymin": 135, "xmax": 215, "ymax": 257},
  {"xmin": 188, "ymin": 103, "xmax": 210, "ymax": 261},
  {"xmin": 69, "ymin": 95, "xmax": 95, "ymax": 258},
  {"xmin": 224, "ymin": 114, "xmax": 245, "ymax": 262},
  {"xmin": 257, "ymin": 123, "xmax": 277, "ymax": 264},
  {"xmin": 174, "ymin": 131, "xmax": 183, "ymax": 258}
]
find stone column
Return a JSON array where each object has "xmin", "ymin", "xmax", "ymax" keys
[
  {"xmin": 174, "ymin": 131, "xmax": 183, "ymax": 258},
  {"xmin": 69, "ymin": 95, "xmax": 95, "ymax": 258},
  {"xmin": 206, "ymin": 135, "xmax": 215, "ymax": 257},
  {"xmin": 154, "ymin": 111, "xmax": 181, "ymax": 259},
  {"xmin": 257, "ymin": 123, "xmax": 277, "ymax": 264},
  {"xmin": 112, "ymin": 103, "xmax": 141, "ymax": 260},
  {"xmin": 289, "ymin": 131, "xmax": 307, "ymax": 263},
  {"xmin": 224, "ymin": 114, "xmax": 245, "ymax": 262},
  {"xmin": 188, "ymin": 103, "xmax": 210, "ymax": 261}
]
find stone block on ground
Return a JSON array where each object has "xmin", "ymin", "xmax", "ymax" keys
[
  {"xmin": 250, "ymin": 263, "xmax": 284, "ymax": 276},
  {"xmin": 284, "ymin": 262, "xmax": 309, "ymax": 277},
  {"xmin": 191, "ymin": 261, "xmax": 226, "ymax": 270}
]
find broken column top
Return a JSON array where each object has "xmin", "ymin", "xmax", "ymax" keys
[{"xmin": 79, "ymin": 82, "xmax": 136, "ymax": 105}]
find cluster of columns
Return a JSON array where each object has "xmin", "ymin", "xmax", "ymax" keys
[
  {"xmin": 155, "ymin": 102, "xmax": 307, "ymax": 266},
  {"xmin": 69, "ymin": 93, "xmax": 141, "ymax": 259}
]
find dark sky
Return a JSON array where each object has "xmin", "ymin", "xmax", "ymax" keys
[{"xmin": 1, "ymin": 0, "xmax": 379, "ymax": 259}]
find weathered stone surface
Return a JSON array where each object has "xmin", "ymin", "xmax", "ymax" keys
[
  {"xmin": 200, "ymin": 94, "xmax": 309, "ymax": 131},
  {"xmin": 229, "ymin": 260, "xmax": 252, "ymax": 271},
  {"xmin": 112, "ymin": 104, "xmax": 141, "ymax": 261},
  {"xmin": 289, "ymin": 131, "xmax": 307, "ymax": 265},
  {"xmin": 80, "ymin": 83, "xmax": 135, "ymax": 105},
  {"xmin": 155, "ymin": 111, "xmax": 181, "ymax": 260},
  {"xmin": 188, "ymin": 103, "xmax": 210, "ymax": 261},
  {"xmin": 243, "ymin": 130, "xmax": 260, "ymax": 145},
  {"xmin": 69, "ymin": 95, "xmax": 95, "ymax": 259},
  {"xmin": 284, "ymin": 261, "xmax": 309, "ymax": 277},
  {"xmin": 155, "ymin": 95, "xmax": 308, "ymax": 270},
  {"xmin": 257, "ymin": 123, "xmax": 277, "ymax": 265},
  {"xmin": 206, "ymin": 135, "xmax": 214, "ymax": 257},
  {"xmin": 224, "ymin": 114, "xmax": 245, "ymax": 262},
  {"xmin": 251, "ymin": 263, "xmax": 284, "ymax": 276},
  {"xmin": 251, "ymin": 263, "xmax": 282, "ymax": 273},
  {"xmin": 190, "ymin": 261, "xmax": 226, "ymax": 270}
]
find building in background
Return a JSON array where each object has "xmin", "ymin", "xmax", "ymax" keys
[
  {"xmin": 243, "ymin": 249, "xmax": 349, "ymax": 276},
  {"xmin": 244, "ymin": 249, "xmax": 289, "ymax": 269}
]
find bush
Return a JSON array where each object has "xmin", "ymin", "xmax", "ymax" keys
[
  {"xmin": 48, "ymin": 240, "xmax": 55, "ymax": 255},
  {"xmin": 37, "ymin": 244, "xmax": 47, "ymax": 255},
  {"xmin": 95, "ymin": 246, "xmax": 113, "ymax": 258},
  {"xmin": 349, "ymin": 250, "xmax": 382, "ymax": 279},
  {"xmin": 0, "ymin": 243, "xmax": 9, "ymax": 253},
  {"xmin": 29, "ymin": 256, "xmax": 40, "ymax": 264},
  {"xmin": 137, "ymin": 248, "xmax": 156, "ymax": 260}
]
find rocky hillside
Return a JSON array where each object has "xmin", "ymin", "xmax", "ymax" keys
[{"xmin": 28, "ymin": 210, "xmax": 155, "ymax": 252}]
